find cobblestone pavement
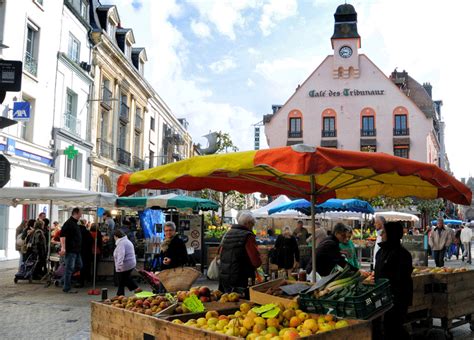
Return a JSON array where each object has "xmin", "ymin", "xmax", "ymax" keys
[{"xmin": 0, "ymin": 257, "xmax": 473, "ymax": 339}]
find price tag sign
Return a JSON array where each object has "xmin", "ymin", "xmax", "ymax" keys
[{"xmin": 183, "ymin": 294, "xmax": 205, "ymax": 313}]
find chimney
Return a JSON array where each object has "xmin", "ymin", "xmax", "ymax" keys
[{"xmin": 423, "ymin": 82, "xmax": 432, "ymax": 98}]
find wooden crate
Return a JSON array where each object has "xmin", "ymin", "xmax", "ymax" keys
[
  {"xmin": 431, "ymin": 270, "xmax": 474, "ymax": 319},
  {"xmin": 92, "ymin": 301, "xmax": 372, "ymax": 340},
  {"xmin": 249, "ymin": 278, "xmax": 311, "ymax": 308},
  {"xmin": 408, "ymin": 274, "xmax": 433, "ymax": 313}
]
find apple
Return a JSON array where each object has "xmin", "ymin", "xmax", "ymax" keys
[
  {"xmin": 200, "ymin": 296, "xmax": 210, "ymax": 303},
  {"xmin": 199, "ymin": 286, "xmax": 211, "ymax": 297}
]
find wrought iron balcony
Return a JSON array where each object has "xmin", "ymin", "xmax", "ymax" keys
[
  {"xmin": 135, "ymin": 113, "xmax": 143, "ymax": 131},
  {"xmin": 322, "ymin": 130, "xmax": 337, "ymax": 137},
  {"xmin": 133, "ymin": 156, "xmax": 144, "ymax": 170},
  {"xmin": 361, "ymin": 129, "xmax": 376, "ymax": 137},
  {"xmin": 97, "ymin": 138, "xmax": 114, "ymax": 159},
  {"xmin": 288, "ymin": 130, "xmax": 302, "ymax": 138},
  {"xmin": 119, "ymin": 103, "xmax": 129, "ymax": 123},
  {"xmin": 101, "ymin": 87, "xmax": 112, "ymax": 109},
  {"xmin": 393, "ymin": 128, "xmax": 409, "ymax": 136},
  {"xmin": 117, "ymin": 148, "xmax": 131, "ymax": 166},
  {"xmin": 24, "ymin": 54, "xmax": 38, "ymax": 77},
  {"xmin": 62, "ymin": 113, "xmax": 81, "ymax": 136}
]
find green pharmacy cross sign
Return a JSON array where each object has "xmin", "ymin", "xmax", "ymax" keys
[{"xmin": 64, "ymin": 145, "xmax": 78, "ymax": 160}]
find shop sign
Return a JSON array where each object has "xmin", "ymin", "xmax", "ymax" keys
[
  {"xmin": 309, "ymin": 88, "xmax": 385, "ymax": 98},
  {"xmin": 0, "ymin": 60, "xmax": 22, "ymax": 92}
]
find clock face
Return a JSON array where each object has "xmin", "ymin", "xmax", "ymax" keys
[{"xmin": 339, "ymin": 46, "xmax": 353, "ymax": 58}]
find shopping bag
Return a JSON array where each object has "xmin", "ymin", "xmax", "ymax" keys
[{"xmin": 207, "ymin": 257, "xmax": 220, "ymax": 280}]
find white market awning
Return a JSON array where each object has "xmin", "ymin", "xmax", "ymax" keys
[
  {"xmin": 0, "ymin": 186, "xmax": 117, "ymax": 207},
  {"xmin": 375, "ymin": 211, "xmax": 419, "ymax": 222}
]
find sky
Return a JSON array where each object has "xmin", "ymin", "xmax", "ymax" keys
[{"xmin": 101, "ymin": 0, "xmax": 474, "ymax": 180}]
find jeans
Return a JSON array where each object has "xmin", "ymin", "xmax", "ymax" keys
[
  {"xmin": 463, "ymin": 242, "xmax": 472, "ymax": 263},
  {"xmin": 63, "ymin": 253, "xmax": 83, "ymax": 292},
  {"xmin": 432, "ymin": 248, "xmax": 446, "ymax": 267},
  {"xmin": 116, "ymin": 269, "xmax": 138, "ymax": 296}
]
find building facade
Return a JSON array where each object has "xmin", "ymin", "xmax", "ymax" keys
[
  {"xmin": 0, "ymin": 0, "xmax": 193, "ymax": 260},
  {"xmin": 0, "ymin": 0, "xmax": 62, "ymax": 259},
  {"xmin": 263, "ymin": 4, "xmax": 447, "ymax": 169}
]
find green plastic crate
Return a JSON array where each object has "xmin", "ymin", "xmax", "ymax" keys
[{"xmin": 299, "ymin": 279, "xmax": 393, "ymax": 319}]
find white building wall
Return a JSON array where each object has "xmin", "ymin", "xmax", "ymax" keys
[{"xmin": 264, "ymin": 54, "xmax": 433, "ymax": 163}]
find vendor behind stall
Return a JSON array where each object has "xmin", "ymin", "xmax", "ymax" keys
[
  {"xmin": 339, "ymin": 227, "xmax": 359, "ymax": 269},
  {"xmin": 306, "ymin": 223, "xmax": 350, "ymax": 278},
  {"xmin": 160, "ymin": 221, "xmax": 188, "ymax": 270}
]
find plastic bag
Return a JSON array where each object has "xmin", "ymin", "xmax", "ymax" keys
[{"xmin": 207, "ymin": 257, "xmax": 219, "ymax": 280}]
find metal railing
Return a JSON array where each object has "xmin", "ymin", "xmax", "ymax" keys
[
  {"xmin": 24, "ymin": 54, "xmax": 38, "ymax": 76},
  {"xmin": 288, "ymin": 131, "xmax": 302, "ymax": 138},
  {"xmin": 119, "ymin": 103, "xmax": 129, "ymax": 123},
  {"xmin": 393, "ymin": 128, "xmax": 409, "ymax": 136},
  {"xmin": 322, "ymin": 130, "xmax": 337, "ymax": 137},
  {"xmin": 102, "ymin": 87, "xmax": 112, "ymax": 108},
  {"xmin": 133, "ymin": 156, "xmax": 144, "ymax": 170},
  {"xmin": 97, "ymin": 138, "xmax": 114, "ymax": 159},
  {"xmin": 361, "ymin": 129, "xmax": 376, "ymax": 137},
  {"xmin": 63, "ymin": 113, "xmax": 81, "ymax": 136},
  {"xmin": 135, "ymin": 114, "xmax": 143, "ymax": 131},
  {"xmin": 117, "ymin": 148, "xmax": 131, "ymax": 166}
]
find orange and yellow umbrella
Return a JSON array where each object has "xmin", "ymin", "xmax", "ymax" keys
[
  {"xmin": 117, "ymin": 145, "xmax": 471, "ymax": 205},
  {"xmin": 117, "ymin": 145, "xmax": 471, "ymax": 281}
]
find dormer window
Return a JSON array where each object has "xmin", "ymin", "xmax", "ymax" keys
[{"xmin": 139, "ymin": 60, "xmax": 144, "ymax": 75}]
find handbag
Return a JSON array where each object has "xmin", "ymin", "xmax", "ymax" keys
[{"xmin": 207, "ymin": 257, "xmax": 220, "ymax": 280}]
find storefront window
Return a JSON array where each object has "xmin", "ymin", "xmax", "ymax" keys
[
  {"xmin": 394, "ymin": 146, "xmax": 409, "ymax": 158},
  {"xmin": 394, "ymin": 114, "xmax": 409, "ymax": 135},
  {"xmin": 322, "ymin": 117, "xmax": 336, "ymax": 137}
]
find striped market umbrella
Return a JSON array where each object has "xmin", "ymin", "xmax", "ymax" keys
[{"xmin": 117, "ymin": 144, "xmax": 471, "ymax": 280}]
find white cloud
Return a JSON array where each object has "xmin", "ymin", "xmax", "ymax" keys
[
  {"xmin": 259, "ymin": 0, "xmax": 298, "ymax": 36},
  {"xmin": 190, "ymin": 19, "xmax": 211, "ymax": 39},
  {"xmin": 144, "ymin": 1, "xmax": 261, "ymax": 152},
  {"xmin": 247, "ymin": 78, "xmax": 255, "ymax": 87},
  {"xmin": 247, "ymin": 47, "xmax": 260, "ymax": 55},
  {"xmin": 209, "ymin": 56, "xmax": 237, "ymax": 74},
  {"xmin": 186, "ymin": 0, "xmax": 258, "ymax": 40}
]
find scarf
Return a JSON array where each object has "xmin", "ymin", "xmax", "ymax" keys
[{"xmin": 161, "ymin": 235, "xmax": 175, "ymax": 253}]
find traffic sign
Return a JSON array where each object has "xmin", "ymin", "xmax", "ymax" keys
[
  {"xmin": 13, "ymin": 102, "xmax": 30, "ymax": 120},
  {"xmin": 0, "ymin": 60, "xmax": 22, "ymax": 91}
]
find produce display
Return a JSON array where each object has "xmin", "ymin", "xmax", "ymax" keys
[
  {"xmin": 352, "ymin": 229, "xmax": 377, "ymax": 241},
  {"xmin": 104, "ymin": 295, "xmax": 173, "ymax": 315},
  {"xmin": 169, "ymin": 301, "xmax": 352, "ymax": 339},
  {"xmin": 103, "ymin": 286, "xmax": 241, "ymax": 316},
  {"xmin": 313, "ymin": 269, "xmax": 366, "ymax": 299},
  {"xmin": 412, "ymin": 267, "xmax": 470, "ymax": 275}
]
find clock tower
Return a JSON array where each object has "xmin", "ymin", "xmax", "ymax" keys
[{"xmin": 331, "ymin": 4, "xmax": 361, "ymax": 79}]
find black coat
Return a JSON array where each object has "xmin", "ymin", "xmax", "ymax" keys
[
  {"xmin": 160, "ymin": 236, "xmax": 188, "ymax": 270},
  {"xmin": 310, "ymin": 235, "xmax": 347, "ymax": 276},
  {"xmin": 375, "ymin": 241, "xmax": 413, "ymax": 309},
  {"xmin": 274, "ymin": 235, "xmax": 300, "ymax": 270},
  {"xmin": 79, "ymin": 225, "xmax": 93, "ymax": 260}
]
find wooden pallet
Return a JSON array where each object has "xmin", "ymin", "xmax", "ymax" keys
[
  {"xmin": 431, "ymin": 271, "xmax": 474, "ymax": 319},
  {"xmin": 410, "ymin": 274, "xmax": 433, "ymax": 312}
]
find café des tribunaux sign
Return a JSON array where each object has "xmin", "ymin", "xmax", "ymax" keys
[{"xmin": 309, "ymin": 88, "xmax": 385, "ymax": 98}]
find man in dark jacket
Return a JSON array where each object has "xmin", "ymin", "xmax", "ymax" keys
[
  {"xmin": 218, "ymin": 211, "xmax": 262, "ymax": 293},
  {"xmin": 59, "ymin": 208, "xmax": 83, "ymax": 293},
  {"xmin": 307, "ymin": 223, "xmax": 349, "ymax": 277},
  {"xmin": 374, "ymin": 221, "xmax": 413, "ymax": 340}
]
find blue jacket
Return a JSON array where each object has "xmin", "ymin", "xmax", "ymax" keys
[{"xmin": 113, "ymin": 236, "xmax": 136, "ymax": 272}]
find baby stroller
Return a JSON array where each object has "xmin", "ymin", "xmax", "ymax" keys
[
  {"xmin": 44, "ymin": 255, "xmax": 65, "ymax": 287},
  {"xmin": 14, "ymin": 253, "xmax": 39, "ymax": 283},
  {"xmin": 138, "ymin": 269, "xmax": 161, "ymax": 293}
]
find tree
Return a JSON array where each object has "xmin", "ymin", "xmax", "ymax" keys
[
  {"xmin": 416, "ymin": 199, "xmax": 444, "ymax": 227},
  {"xmin": 365, "ymin": 196, "xmax": 414, "ymax": 210}
]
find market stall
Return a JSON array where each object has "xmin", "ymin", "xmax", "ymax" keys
[
  {"xmin": 0, "ymin": 186, "xmax": 117, "ymax": 291},
  {"xmin": 115, "ymin": 194, "xmax": 219, "ymax": 273}
]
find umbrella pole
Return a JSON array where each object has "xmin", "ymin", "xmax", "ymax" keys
[
  {"xmin": 310, "ymin": 176, "xmax": 317, "ymax": 283},
  {"xmin": 92, "ymin": 206, "xmax": 99, "ymax": 294}
]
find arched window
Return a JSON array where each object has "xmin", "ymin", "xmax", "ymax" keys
[
  {"xmin": 97, "ymin": 175, "xmax": 112, "ymax": 193},
  {"xmin": 288, "ymin": 110, "xmax": 303, "ymax": 138},
  {"xmin": 360, "ymin": 107, "xmax": 376, "ymax": 136},
  {"xmin": 393, "ymin": 106, "xmax": 409, "ymax": 135},
  {"xmin": 322, "ymin": 109, "xmax": 337, "ymax": 137}
]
